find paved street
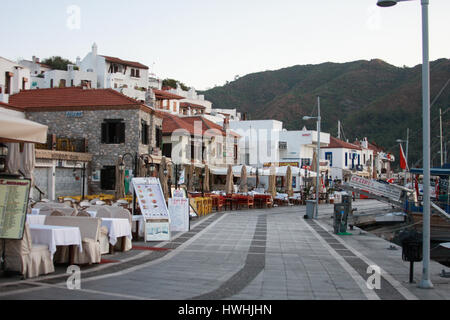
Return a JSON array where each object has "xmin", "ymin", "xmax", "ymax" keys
[{"xmin": 0, "ymin": 200, "xmax": 449, "ymax": 300}]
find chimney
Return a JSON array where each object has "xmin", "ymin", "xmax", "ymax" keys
[
  {"xmin": 92, "ymin": 42, "xmax": 98, "ymax": 56},
  {"xmin": 76, "ymin": 56, "xmax": 81, "ymax": 66},
  {"xmin": 223, "ymin": 117, "xmax": 229, "ymax": 131}
]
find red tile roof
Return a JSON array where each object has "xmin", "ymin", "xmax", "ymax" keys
[
  {"xmin": 180, "ymin": 102, "xmax": 205, "ymax": 109},
  {"xmin": 183, "ymin": 116, "xmax": 240, "ymax": 138},
  {"xmin": 0, "ymin": 101, "xmax": 24, "ymax": 112},
  {"xmin": 322, "ymin": 136, "xmax": 361, "ymax": 150},
  {"xmin": 161, "ymin": 113, "xmax": 240, "ymax": 138},
  {"xmin": 101, "ymin": 55, "xmax": 149, "ymax": 70},
  {"xmin": 8, "ymin": 87, "xmax": 142, "ymax": 109},
  {"xmin": 152, "ymin": 89, "xmax": 184, "ymax": 100}
]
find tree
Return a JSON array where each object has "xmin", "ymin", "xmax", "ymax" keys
[
  {"xmin": 41, "ymin": 56, "xmax": 76, "ymax": 71},
  {"xmin": 162, "ymin": 78, "xmax": 189, "ymax": 91}
]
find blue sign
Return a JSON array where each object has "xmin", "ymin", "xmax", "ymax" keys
[{"xmin": 66, "ymin": 111, "xmax": 83, "ymax": 118}]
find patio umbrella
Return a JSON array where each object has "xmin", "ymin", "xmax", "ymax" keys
[
  {"xmin": 6, "ymin": 143, "xmax": 21, "ymax": 174},
  {"xmin": 159, "ymin": 156, "xmax": 169, "ymax": 201},
  {"xmin": 186, "ymin": 164, "xmax": 194, "ymax": 192},
  {"xmin": 136, "ymin": 157, "xmax": 146, "ymax": 177},
  {"xmin": 311, "ymin": 151, "xmax": 317, "ymax": 187},
  {"xmin": 225, "ymin": 164, "xmax": 234, "ymax": 194},
  {"xmin": 115, "ymin": 156, "xmax": 125, "ymax": 200},
  {"xmin": 268, "ymin": 166, "xmax": 277, "ymax": 197},
  {"xmin": 239, "ymin": 165, "xmax": 248, "ymax": 193},
  {"xmin": 203, "ymin": 165, "xmax": 210, "ymax": 193},
  {"xmin": 21, "ymin": 143, "xmax": 36, "ymax": 186},
  {"xmin": 286, "ymin": 166, "xmax": 293, "ymax": 197}
]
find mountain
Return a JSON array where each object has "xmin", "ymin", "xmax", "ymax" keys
[{"xmin": 201, "ymin": 58, "xmax": 450, "ymax": 169}]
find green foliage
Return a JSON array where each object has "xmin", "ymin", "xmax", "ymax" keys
[
  {"xmin": 41, "ymin": 56, "xmax": 76, "ymax": 71},
  {"xmin": 162, "ymin": 78, "xmax": 189, "ymax": 91}
]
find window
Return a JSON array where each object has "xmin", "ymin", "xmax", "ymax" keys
[
  {"xmin": 59, "ymin": 79, "xmax": 66, "ymax": 88},
  {"xmin": 155, "ymin": 127, "xmax": 162, "ymax": 149},
  {"xmin": 234, "ymin": 144, "xmax": 238, "ymax": 161},
  {"xmin": 162, "ymin": 143, "xmax": 172, "ymax": 158},
  {"xmin": 101, "ymin": 119, "xmax": 125, "ymax": 144},
  {"xmin": 4, "ymin": 72, "xmax": 11, "ymax": 94},
  {"xmin": 325, "ymin": 152, "xmax": 333, "ymax": 167},
  {"xmin": 100, "ymin": 166, "xmax": 116, "ymax": 190},
  {"xmin": 345, "ymin": 153, "xmax": 348, "ymax": 167},
  {"xmin": 141, "ymin": 120, "xmax": 149, "ymax": 145},
  {"xmin": 135, "ymin": 69, "xmax": 140, "ymax": 78},
  {"xmin": 173, "ymin": 102, "xmax": 177, "ymax": 112},
  {"xmin": 50, "ymin": 79, "xmax": 54, "ymax": 88},
  {"xmin": 131, "ymin": 69, "xmax": 135, "ymax": 77},
  {"xmin": 71, "ymin": 79, "xmax": 74, "ymax": 87}
]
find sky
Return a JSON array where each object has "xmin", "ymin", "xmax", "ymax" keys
[{"xmin": 1, "ymin": 0, "xmax": 449, "ymax": 90}]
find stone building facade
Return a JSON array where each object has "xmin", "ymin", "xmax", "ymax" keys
[{"xmin": 9, "ymin": 87, "xmax": 163, "ymax": 197}]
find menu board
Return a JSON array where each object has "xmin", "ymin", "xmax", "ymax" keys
[
  {"xmin": 132, "ymin": 177, "xmax": 169, "ymax": 220},
  {"xmin": 168, "ymin": 198, "xmax": 189, "ymax": 232},
  {"xmin": 0, "ymin": 178, "xmax": 30, "ymax": 240}
]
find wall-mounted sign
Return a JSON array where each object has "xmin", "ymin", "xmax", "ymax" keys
[{"xmin": 66, "ymin": 111, "xmax": 83, "ymax": 118}]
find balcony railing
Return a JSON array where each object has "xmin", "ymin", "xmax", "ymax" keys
[{"xmin": 36, "ymin": 134, "xmax": 88, "ymax": 153}]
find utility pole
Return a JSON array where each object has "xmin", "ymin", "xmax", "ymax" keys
[{"xmin": 316, "ymin": 96, "xmax": 321, "ymax": 219}]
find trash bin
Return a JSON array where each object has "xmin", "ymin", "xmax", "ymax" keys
[
  {"xmin": 305, "ymin": 200, "xmax": 316, "ymax": 219},
  {"xmin": 341, "ymin": 195, "xmax": 353, "ymax": 229},
  {"xmin": 399, "ymin": 230, "xmax": 423, "ymax": 283},
  {"xmin": 333, "ymin": 203, "xmax": 348, "ymax": 234}
]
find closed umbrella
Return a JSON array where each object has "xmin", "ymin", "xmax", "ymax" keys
[
  {"xmin": 6, "ymin": 143, "xmax": 21, "ymax": 174},
  {"xmin": 159, "ymin": 156, "xmax": 169, "ymax": 201},
  {"xmin": 286, "ymin": 166, "xmax": 293, "ymax": 197},
  {"xmin": 21, "ymin": 143, "xmax": 36, "ymax": 186},
  {"xmin": 136, "ymin": 157, "xmax": 146, "ymax": 177},
  {"xmin": 268, "ymin": 166, "xmax": 277, "ymax": 197},
  {"xmin": 186, "ymin": 164, "xmax": 194, "ymax": 192},
  {"xmin": 225, "ymin": 164, "xmax": 234, "ymax": 194},
  {"xmin": 115, "ymin": 156, "xmax": 125, "ymax": 200},
  {"xmin": 239, "ymin": 165, "xmax": 248, "ymax": 193},
  {"xmin": 311, "ymin": 151, "xmax": 317, "ymax": 187},
  {"xmin": 203, "ymin": 165, "xmax": 210, "ymax": 193}
]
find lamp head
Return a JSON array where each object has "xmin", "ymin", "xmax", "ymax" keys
[
  {"xmin": 303, "ymin": 116, "xmax": 313, "ymax": 120},
  {"xmin": 377, "ymin": 0, "xmax": 397, "ymax": 7},
  {"xmin": 396, "ymin": 139, "xmax": 403, "ymax": 143}
]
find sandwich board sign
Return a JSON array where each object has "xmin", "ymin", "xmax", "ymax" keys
[
  {"xmin": 132, "ymin": 177, "xmax": 171, "ymax": 241},
  {"xmin": 168, "ymin": 198, "xmax": 189, "ymax": 232}
]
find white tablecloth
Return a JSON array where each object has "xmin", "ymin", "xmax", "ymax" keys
[
  {"xmin": 101, "ymin": 218, "xmax": 132, "ymax": 246},
  {"xmin": 132, "ymin": 215, "xmax": 145, "ymax": 237},
  {"xmin": 26, "ymin": 214, "xmax": 46, "ymax": 225},
  {"xmin": 29, "ymin": 224, "xmax": 83, "ymax": 260}
]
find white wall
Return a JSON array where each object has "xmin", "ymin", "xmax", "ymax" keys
[{"xmin": 0, "ymin": 57, "xmax": 31, "ymax": 103}]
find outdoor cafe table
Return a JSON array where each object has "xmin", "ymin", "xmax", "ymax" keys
[
  {"xmin": 253, "ymin": 194, "xmax": 272, "ymax": 208},
  {"xmin": 28, "ymin": 224, "xmax": 83, "ymax": 262},
  {"xmin": 26, "ymin": 214, "xmax": 46, "ymax": 225},
  {"xmin": 100, "ymin": 218, "xmax": 132, "ymax": 246}
]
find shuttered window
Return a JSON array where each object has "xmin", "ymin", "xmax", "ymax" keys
[{"xmin": 101, "ymin": 119, "xmax": 125, "ymax": 144}]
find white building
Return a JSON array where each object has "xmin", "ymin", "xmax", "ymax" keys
[
  {"xmin": 229, "ymin": 120, "xmax": 330, "ymax": 191},
  {"xmin": 167, "ymin": 84, "xmax": 212, "ymax": 115},
  {"xmin": 79, "ymin": 43, "xmax": 149, "ymax": 101},
  {"xmin": 320, "ymin": 136, "xmax": 374, "ymax": 181},
  {"xmin": 0, "ymin": 56, "xmax": 30, "ymax": 105}
]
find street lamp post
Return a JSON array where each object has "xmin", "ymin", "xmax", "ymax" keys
[
  {"xmin": 377, "ymin": 0, "xmax": 433, "ymax": 289},
  {"xmin": 396, "ymin": 128, "xmax": 409, "ymax": 186},
  {"xmin": 303, "ymin": 96, "xmax": 321, "ymax": 219}
]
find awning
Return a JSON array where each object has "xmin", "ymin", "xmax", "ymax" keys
[{"xmin": 0, "ymin": 114, "xmax": 48, "ymax": 144}]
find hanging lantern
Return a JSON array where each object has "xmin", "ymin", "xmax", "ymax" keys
[{"xmin": 0, "ymin": 143, "xmax": 9, "ymax": 172}]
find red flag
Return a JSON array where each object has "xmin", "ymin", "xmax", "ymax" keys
[{"xmin": 399, "ymin": 144, "xmax": 408, "ymax": 170}]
